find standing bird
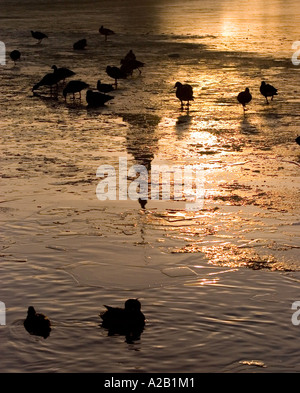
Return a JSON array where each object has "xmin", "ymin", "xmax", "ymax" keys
[
  {"xmin": 260, "ymin": 81, "xmax": 278, "ymax": 104},
  {"xmin": 86, "ymin": 89, "xmax": 114, "ymax": 108},
  {"xmin": 174, "ymin": 81, "xmax": 194, "ymax": 110},
  {"xmin": 51, "ymin": 65, "xmax": 75, "ymax": 83},
  {"xmin": 63, "ymin": 80, "xmax": 89, "ymax": 101},
  {"xmin": 31, "ymin": 30, "xmax": 48, "ymax": 44},
  {"xmin": 124, "ymin": 50, "xmax": 136, "ymax": 62},
  {"xmin": 99, "ymin": 25, "xmax": 115, "ymax": 41},
  {"xmin": 32, "ymin": 72, "xmax": 61, "ymax": 95},
  {"xmin": 73, "ymin": 39, "xmax": 87, "ymax": 50},
  {"xmin": 9, "ymin": 50, "xmax": 21, "ymax": 65},
  {"xmin": 97, "ymin": 80, "xmax": 114, "ymax": 93},
  {"xmin": 106, "ymin": 66, "xmax": 127, "ymax": 88},
  {"xmin": 120, "ymin": 58, "xmax": 145, "ymax": 76},
  {"xmin": 24, "ymin": 306, "xmax": 51, "ymax": 339},
  {"xmin": 237, "ymin": 87, "xmax": 252, "ymax": 112}
]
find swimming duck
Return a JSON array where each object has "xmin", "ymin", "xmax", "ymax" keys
[
  {"xmin": 31, "ymin": 30, "xmax": 48, "ymax": 44},
  {"xmin": 24, "ymin": 306, "xmax": 51, "ymax": 339},
  {"xmin": 100, "ymin": 299, "xmax": 145, "ymax": 330},
  {"xmin": 237, "ymin": 87, "xmax": 252, "ymax": 111},
  {"xmin": 99, "ymin": 25, "xmax": 115, "ymax": 41},
  {"xmin": 106, "ymin": 66, "xmax": 127, "ymax": 88},
  {"xmin": 9, "ymin": 50, "xmax": 21, "ymax": 65},
  {"xmin": 97, "ymin": 80, "xmax": 114, "ymax": 93},
  {"xmin": 73, "ymin": 39, "xmax": 87, "ymax": 50},
  {"xmin": 296, "ymin": 136, "xmax": 300, "ymax": 145},
  {"xmin": 174, "ymin": 81, "xmax": 194, "ymax": 109},
  {"xmin": 260, "ymin": 81, "xmax": 278, "ymax": 104},
  {"xmin": 51, "ymin": 65, "xmax": 75, "ymax": 83},
  {"xmin": 86, "ymin": 89, "xmax": 114, "ymax": 107},
  {"xmin": 63, "ymin": 80, "xmax": 89, "ymax": 100},
  {"xmin": 32, "ymin": 72, "xmax": 61, "ymax": 94}
]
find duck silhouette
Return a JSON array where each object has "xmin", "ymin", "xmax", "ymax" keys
[
  {"xmin": 24, "ymin": 306, "xmax": 51, "ymax": 339},
  {"xmin": 138, "ymin": 198, "xmax": 147, "ymax": 209},
  {"xmin": 86, "ymin": 89, "xmax": 114, "ymax": 107},
  {"xmin": 99, "ymin": 25, "xmax": 115, "ymax": 41},
  {"xmin": 120, "ymin": 58, "xmax": 145, "ymax": 76},
  {"xmin": 97, "ymin": 80, "xmax": 114, "ymax": 93},
  {"xmin": 9, "ymin": 50, "xmax": 21, "ymax": 65},
  {"xmin": 100, "ymin": 299, "xmax": 145, "ymax": 329},
  {"xmin": 32, "ymin": 72, "xmax": 61, "ymax": 94},
  {"xmin": 51, "ymin": 65, "xmax": 75, "ymax": 83},
  {"xmin": 31, "ymin": 30, "xmax": 48, "ymax": 44},
  {"xmin": 73, "ymin": 39, "xmax": 87, "ymax": 50},
  {"xmin": 106, "ymin": 66, "xmax": 127, "ymax": 88},
  {"xmin": 174, "ymin": 82, "xmax": 194, "ymax": 110},
  {"xmin": 63, "ymin": 80, "xmax": 89, "ymax": 100},
  {"xmin": 237, "ymin": 87, "xmax": 252, "ymax": 112},
  {"xmin": 260, "ymin": 81, "xmax": 278, "ymax": 104}
]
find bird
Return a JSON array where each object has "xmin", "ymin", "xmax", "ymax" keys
[
  {"xmin": 260, "ymin": 81, "xmax": 278, "ymax": 104},
  {"xmin": 174, "ymin": 82, "xmax": 194, "ymax": 109},
  {"xmin": 32, "ymin": 72, "xmax": 61, "ymax": 94},
  {"xmin": 63, "ymin": 80, "xmax": 89, "ymax": 100},
  {"xmin": 120, "ymin": 58, "xmax": 145, "ymax": 76},
  {"xmin": 97, "ymin": 80, "xmax": 114, "ymax": 93},
  {"xmin": 24, "ymin": 306, "xmax": 51, "ymax": 339},
  {"xmin": 237, "ymin": 87, "xmax": 252, "ymax": 111},
  {"xmin": 296, "ymin": 136, "xmax": 300, "ymax": 145},
  {"xmin": 86, "ymin": 89, "xmax": 114, "ymax": 107},
  {"xmin": 73, "ymin": 39, "xmax": 87, "ymax": 50},
  {"xmin": 99, "ymin": 25, "xmax": 115, "ymax": 41},
  {"xmin": 9, "ymin": 50, "xmax": 21, "ymax": 65},
  {"xmin": 31, "ymin": 30, "xmax": 48, "ymax": 44},
  {"xmin": 106, "ymin": 66, "xmax": 127, "ymax": 88},
  {"xmin": 51, "ymin": 65, "xmax": 75, "ymax": 83},
  {"xmin": 138, "ymin": 198, "xmax": 147, "ymax": 209},
  {"xmin": 100, "ymin": 299, "xmax": 145, "ymax": 330},
  {"xmin": 124, "ymin": 50, "xmax": 136, "ymax": 62}
]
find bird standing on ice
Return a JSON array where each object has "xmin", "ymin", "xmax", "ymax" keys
[
  {"xmin": 99, "ymin": 25, "xmax": 115, "ymax": 41},
  {"xmin": 237, "ymin": 87, "xmax": 252, "ymax": 112},
  {"xmin": 260, "ymin": 81, "xmax": 278, "ymax": 104},
  {"xmin": 9, "ymin": 50, "xmax": 21, "ymax": 65},
  {"xmin": 174, "ymin": 81, "xmax": 194, "ymax": 110},
  {"xmin": 31, "ymin": 30, "xmax": 48, "ymax": 44}
]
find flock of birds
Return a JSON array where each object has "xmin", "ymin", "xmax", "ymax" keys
[
  {"xmin": 9, "ymin": 27, "xmax": 145, "ymax": 108},
  {"xmin": 8, "ymin": 28, "xmax": 300, "ymax": 339},
  {"xmin": 9, "ymin": 28, "xmax": 281, "ymax": 112},
  {"xmin": 24, "ymin": 299, "xmax": 145, "ymax": 340}
]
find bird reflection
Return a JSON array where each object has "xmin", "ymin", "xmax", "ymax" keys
[
  {"xmin": 239, "ymin": 116, "xmax": 259, "ymax": 135},
  {"xmin": 175, "ymin": 113, "xmax": 192, "ymax": 139}
]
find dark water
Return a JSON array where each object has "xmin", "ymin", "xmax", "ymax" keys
[{"xmin": 0, "ymin": 0, "xmax": 300, "ymax": 373}]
